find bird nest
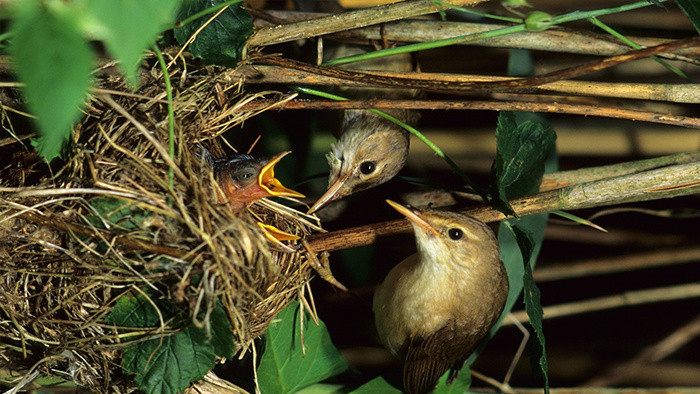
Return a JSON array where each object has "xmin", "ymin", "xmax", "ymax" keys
[{"xmin": 0, "ymin": 52, "xmax": 318, "ymax": 391}]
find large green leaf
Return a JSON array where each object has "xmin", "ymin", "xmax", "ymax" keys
[
  {"xmin": 108, "ymin": 293, "xmax": 236, "ymax": 394},
  {"xmin": 10, "ymin": 1, "xmax": 93, "ymax": 161},
  {"xmin": 121, "ymin": 326, "xmax": 217, "ymax": 394},
  {"xmin": 258, "ymin": 301, "xmax": 348, "ymax": 393},
  {"xmin": 82, "ymin": 0, "xmax": 182, "ymax": 86},
  {"xmin": 489, "ymin": 111, "xmax": 556, "ymax": 216},
  {"xmin": 174, "ymin": 0, "xmax": 253, "ymax": 66},
  {"xmin": 675, "ymin": 0, "xmax": 700, "ymax": 34},
  {"xmin": 468, "ymin": 112, "xmax": 556, "ymax": 373}
]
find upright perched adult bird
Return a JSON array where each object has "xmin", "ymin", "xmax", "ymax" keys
[
  {"xmin": 373, "ymin": 200, "xmax": 509, "ymax": 394},
  {"xmin": 307, "ymin": 48, "xmax": 420, "ymax": 214},
  {"xmin": 199, "ymin": 147, "xmax": 305, "ymax": 244}
]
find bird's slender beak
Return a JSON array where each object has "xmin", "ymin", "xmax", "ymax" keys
[
  {"xmin": 307, "ymin": 172, "xmax": 351, "ymax": 214},
  {"xmin": 386, "ymin": 200, "xmax": 440, "ymax": 237},
  {"xmin": 258, "ymin": 151, "xmax": 305, "ymax": 199}
]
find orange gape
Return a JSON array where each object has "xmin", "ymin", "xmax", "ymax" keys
[
  {"xmin": 208, "ymin": 151, "xmax": 304, "ymax": 214},
  {"xmin": 200, "ymin": 147, "xmax": 305, "ymax": 246}
]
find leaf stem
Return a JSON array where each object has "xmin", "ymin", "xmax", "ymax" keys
[
  {"xmin": 324, "ymin": 0, "xmax": 667, "ymax": 66},
  {"xmin": 588, "ymin": 16, "xmax": 691, "ymax": 81},
  {"xmin": 153, "ymin": 45, "xmax": 176, "ymax": 190}
]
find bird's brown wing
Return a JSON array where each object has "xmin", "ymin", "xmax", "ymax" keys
[{"xmin": 403, "ymin": 321, "xmax": 482, "ymax": 394}]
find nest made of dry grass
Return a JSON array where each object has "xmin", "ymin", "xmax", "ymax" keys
[{"xmin": 0, "ymin": 50, "xmax": 319, "ymax": 392}]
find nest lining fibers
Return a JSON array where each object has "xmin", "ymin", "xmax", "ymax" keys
[{"xmin": 0, "ymin": 51, "xmax": 318, "ymax": 391}]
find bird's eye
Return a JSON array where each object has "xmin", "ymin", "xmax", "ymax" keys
[
  {"xmin": 233, "ymin": 168, "xmax": 256, "ymax": 184},
  {"xmin": 360, "ymin": 161, "xmax": 376, "ymax": 175},
  {"xmin": 448, "ymin": 228, "xmax": 464, "ymax": 240}
]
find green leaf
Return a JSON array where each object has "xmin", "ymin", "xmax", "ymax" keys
[
  {"xmin": 468, "ymin": 113, "xmax": 556, "ymax": 367},
  {"xmin": 87, "ymin": 197, "xmax": 150, "ymax": 231},
  {"xmin": 349, "ymin": 376, "xmax": 402, "ymax": 393},
  {"xmin": 506, "ymin": 223, "xmax": 549, "ymax": 393},
  {"xmin": 106, "ymin": 292, "xmax": 175, "ymax": 328},
  {"xmin": 258, "ymin": 301, "xmax": 348, "ymax": 394},
  {"xmin": 489, "ymin": 111, "xmax": 557, "ymax": 216},
  {"xmin": 10, "ymin": 1, "xmax": 93, "ymax": 161},
  {"xmin": 121, "ymin": 325, "xmax": 217, "ymax": 394},
  {"xmin": 174, "ymin": 0, "xmax": 253, "ymax": 66},
  {"xmin": 82, "ymin": 0, "xmax": 182, "ymax": 86},
  {"xmin": 297, "ymin": 383, "xmax": 347, "ymax": 393},
  {"xmin": 552, "ymin": 210, "xmax": 607, "ymax": 232},
  {"xmin": 108, "ymin": 294, "xmax": 236, "ymax": 394},
  {"xmin": 675, "ymin": 0, "xmax": 700, "ymax": 34},
  {"xmin": 209, "ymin": 302, "xmax": 236, "ymax": 359},
  {"xmin": 433, "ymin": 364, "xmax": 471, "ymax": 393}
]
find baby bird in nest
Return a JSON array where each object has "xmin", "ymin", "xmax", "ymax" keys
[
  {"xmin": 374, "ymin": 201, "xmax": 509, "ymax": 394},
  {"xmin": 199, "ymin": 147, "xmax": 305, "ymax": 246},
  {"xmin": 307, "ymin": 47, "xmax": 420, "ymax": 214}
]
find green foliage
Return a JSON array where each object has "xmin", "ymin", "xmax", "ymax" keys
[
  {"xmin": 87, "ymin": 197, "xmax": 150, "ymax": 231},
  {"xmin": 81, "ymin": 0, "xmax": 182, "ymax": 86},
  {"xmin": 505, "ymin": 223, "xmax": 549, "ymax": 393},
  {"xmin": 489, "ymin": 111, "xmax": 557, "ymax": 216},
  {"xmin": 107, "ymin": 293, "xmax": 236, "ymax": 394},
  {"xmin": 8, "ymin": 0, "xmax": 184, "ymax": 161},
  {"xmin": 675, "ymin": 0, "xmax": 700, "ymax": 34},
  {"xmin": 477, "ymin": 100, "xmax": 555, "ymax": 388},
  {"xmin": 433, "ymin": 365, "xmax": 471, "ymax": 393},
  {"xmin": 257, "ymin": 301, "xmax": 348, "ymax": 394},
  {"xmin": 10, "ymin": 1, "xmax": 93, "ymax": 162},
  {"xmin": 174, "ymin": 0, "xmax": 253, "ymax": 66},
  {"xmin": 349, "ymin": 376, "xmax": 402, "ymax": 393},
  {"xmin": 296, "ymin": 383, "xmax": 347, "ymax": 393}
]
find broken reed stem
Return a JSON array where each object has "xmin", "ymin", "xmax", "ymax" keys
[
  {"xmin": 306, "ymin": 160, "xmax": 700, "ymax": 252},
  {"xmin": 246, "ymin": 0, "xmax": 486, "ymax": 47},
  {"xmin": 505, "ymin": 282, "xmax": 700, "ymax": 325},
  {"xmin": 533, "ymin": 246, "xmax": 700, "ymax": 282},
  {"xmin": 236, "ymin": 98, "xmax": 700, "ymax": 129},
  {"xmin": 238, "ymin": 65, "xmax": 700, "ymax": 103},
  {"xmin": 254, "ymin": 10, "xmax": 700, "ymax": 61},
  {"xmin": 539, "ymin": 152, "xmax": 700, "ymax": 191}
]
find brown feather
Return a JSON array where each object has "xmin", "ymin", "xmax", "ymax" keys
[{"xmin": 402, "ymin": 320, "xmax": 487, "ymax": 394}]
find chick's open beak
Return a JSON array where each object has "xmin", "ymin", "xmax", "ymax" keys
[
  {"xmin": 258, "ymin": 151, "xmax": 305, "ymax": 198},
  {"xmin": 386, "ymin": 200, "xmax": 440, "ymax": 237},
  {"xmin": 307, "ymin": 172, "xmax": 351, "ymax": 214},
  {"xmin": 257, "ymin": 222, "xmax": 300, "ymax": 251}
]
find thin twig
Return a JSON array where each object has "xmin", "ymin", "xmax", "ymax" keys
[
  {"xmin": 246, "ymin": 0, "xmax": 487, "ymax": 47},
  {"xmin": 236, "ymin": 98, "xmax": 700, "ymax": 129},
  {"xmin": 238, "ymin": 65, "xmax": 700, "ymax": 103},
  {"xmin": 504, "ymin": 283, "xmax": 700, "ymax": 325},
  {"xmin": 534, "ymin": 246, "xmax": 700, "ymax": 282},
  {"xmin": 252, "ymin": 36, "xmax": 700, "ymax": 93},
  {"xmin": 17, "ymin": 212, "xmax": 190, "ymax": 260},
  {"xmin": 306, "ymin": 161, "xmax": 700, "ymax": 252},
  {"xmin": 584, "ymin": 314, "xmax": 700, "ymax": 387}
]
